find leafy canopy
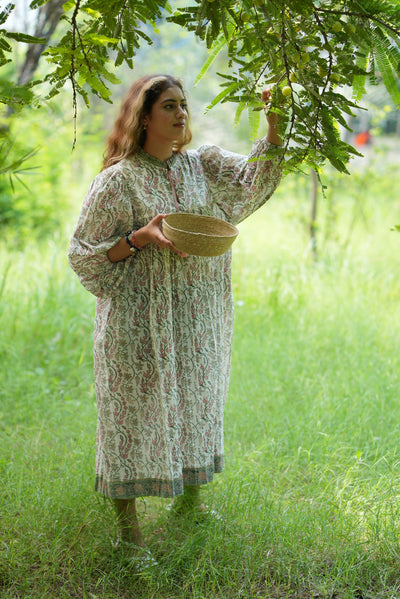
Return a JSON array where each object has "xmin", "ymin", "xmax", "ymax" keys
[
  {"xmin": 169, "ymin": 0, "xmax": 400, "ymax": 173},
  {"xmin": 1, "ymin": 0, "xmax": 400, "ymax": 173}
]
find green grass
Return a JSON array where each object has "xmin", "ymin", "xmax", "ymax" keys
[{"xmin": 1, "ymin": 166, "xmax": 400, "ymax": 598}]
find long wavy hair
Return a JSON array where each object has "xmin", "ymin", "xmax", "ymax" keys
[{"xmin": 102, "ymin": 74, "xmax": 192, "ymax": 171}]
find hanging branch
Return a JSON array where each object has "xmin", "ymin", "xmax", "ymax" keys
[{"xmin": 69, "ymin": 0, "xmax": 81, "ymax": 149}]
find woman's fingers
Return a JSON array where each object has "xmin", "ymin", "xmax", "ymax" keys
[
  {"xmin": 172, "ymin": 248, "xmax": 189, "ymax": 258},
  {"xmin": 261, "ymin": 89, "xmax": 272, "ymax": 103},
  {"xmin": 147, "ymin": 214, "xmax": 188, "ymax": 257},
  {"xmin": 150, "ymin": 213, "xmax": 168, "ymax": 226}
]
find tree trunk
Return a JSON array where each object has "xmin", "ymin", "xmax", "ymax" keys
[
  {"xmin": 310, "ymin": 169, "xmax": 318, "ymax": 260},
  {"xmin": 17, "ymin": 0, "xmax": 65, "ymax": 86}
]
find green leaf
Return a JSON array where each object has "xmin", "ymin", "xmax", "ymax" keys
[
  {"xmin": 3, "ymin": 31, "xmax": 46, "ymax": 44},
  {"xmin": 352, "ymin": 52, "xmax": 369, "ymax": 102},
  {"xmin": 0, "ymin": 3, "xmax": 14, "ymax": 26},
  {"xmin": 374, "ymin": 50, "xmax": 400, "ymax": 108},
  {"xmin": 62, "ymin": 0, "xmax": 76, "ymax": 12},
  {"xmin": 96, "ymin": 63, "xmax": 121, "ymax": 85},
  {"xmin": 134, "ymin": 29, "xmax": 154, "ymax": 45},
  {"xmin": 325, "ymin": 151, "xmax": 349, "ymax": 174},
  {"xmin": 234, "ymin": 102, "xmax": 246, "ymax": 127},
  {"xmin": 30, "ymin": 0, "xmax": 52, "ymax": 7},
  {"xmin": 220, "ymin": 7, "xmax": 231, "ymax": 41},
  {"xmin": 206, "ymin": 81, "xmax": 241, "ymax": 112},
  {"xmin": 194, "ymin": 37, "xmax": 225, "ymax": 85},
  {"xmin": 79, "ymin": 86, "xmax": 90, "ymax": 108},
  {"xmin": 0, "ymin": 36, "xmax": 12, "ymax": 52},
  {"xmin": 372, "ymin": 28, "xmax": 400, "ymax": 108},
  {"xmin": 81, "ymin": 7, "xmax": 102, "ymax": 18},
  {"xmin": 86, "ymin": 74, "xmax": 112, "ymax": 100},
  {"xmin": 86, "ymin": 33, "xmax": 119, "ymax": 46},
  {"xmin": 248, "ymin": 106, "xmax": 261, "ymax": 140},
  {"xmin": 114, "ymin": 50, "xmax": 124, "ymax": 67},
  {"xmin": 0, "ymin": 80, "xmax": 34, "ymax": 105}
]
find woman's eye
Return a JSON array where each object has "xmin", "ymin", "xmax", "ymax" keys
[{"xmin": 163, "ymin": 103, "xmax": 188, "ymax": 111}]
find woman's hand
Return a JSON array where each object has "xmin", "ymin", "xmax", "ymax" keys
[
  {"xmin": 107, "ymin": 214, "xmax": 188, "ymax": 262},
  {"xmin": 262, "ymin": 88, "xmax": 283, "ymax": 146},
  {"xmin": 135, "ymin": 214, "xmax": 188, "ymax": 257}
]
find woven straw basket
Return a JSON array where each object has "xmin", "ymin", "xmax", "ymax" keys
[{"xmin": 162, "ymin": 213, "xmax": 239, "ymax": 257}]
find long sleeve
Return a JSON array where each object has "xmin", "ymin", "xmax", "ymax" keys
[
  {"xmin": 68, "ymin": 166, "xmax": 134, "ymax": 298},
  {"xmin": 196, "ymin": 137, "xmax": 282, "ymax": 225}
]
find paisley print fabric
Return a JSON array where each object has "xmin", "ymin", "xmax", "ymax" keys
[{"xmin": 68, "ymin": 139, "xmax": 282, "ymax": 499}]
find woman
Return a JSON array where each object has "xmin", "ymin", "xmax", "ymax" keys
[{"xmin": 68, "ymin": 74, "xmax": 283, "ymax": 552}]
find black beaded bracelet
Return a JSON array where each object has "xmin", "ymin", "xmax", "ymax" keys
[{"xmin": 125, "ymin": 231, "xmax": 142, "ymax": 253}]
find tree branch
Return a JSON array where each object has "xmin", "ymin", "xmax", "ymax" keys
[
  {"xmin": 70, "ymin": 0, "xmax": 82, "ymax": 149},
  {"xmin": 315, "ymin": 7, "xmax": 400, "ymax": 37}
]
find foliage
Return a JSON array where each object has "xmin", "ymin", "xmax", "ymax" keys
[
  {"xmin": 0, "ymin": 128, "xmax": 40, "ymax": 230},
  {"xmin": 169, "ymin": 0, "xmax": 400, "ymax": 173},
  {"xmin": 0, "ymin": 128, "xmax": 37, "ymax": 182},
  {"xmin": 1, "ymin": 0, "xmax": 400, "ymax": 172},
  {"xmin": 0, "ymin": 3, "xmax": 42, "ymax": 108},
  {"xmin": 0, "ymin": 102, "xmax": 103, "ymax": 239},
  {"xmin": 0, "ymin": 0, "xmax": 170, "ymax": 120}
]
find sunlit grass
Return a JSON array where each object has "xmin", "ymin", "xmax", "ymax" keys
[{"xmin": 1, "ymin": 166, "xmax": 400, "ymax": 598}]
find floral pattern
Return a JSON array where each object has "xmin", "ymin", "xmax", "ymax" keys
[{"xmin": 68, "ymin": 139, "xmax": 282, "ymax": 498}]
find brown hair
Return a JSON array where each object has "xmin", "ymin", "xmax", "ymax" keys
[{"xmin": 102, "ymin": 74, "xmax": 192, "ymax": 170}]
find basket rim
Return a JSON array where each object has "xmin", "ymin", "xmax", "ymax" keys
[{"xmin": 163, "ymin": 213, "xmax": 238, "ymax": 239}]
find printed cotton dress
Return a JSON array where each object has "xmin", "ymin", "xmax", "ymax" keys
[{"xmin": 68, "ymin": 138, "xmax": 282, "ymax": 499}]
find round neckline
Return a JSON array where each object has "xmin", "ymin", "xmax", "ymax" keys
[{"xmin": 136, "ymin": 147, "xmax": 178, "ymax": 169}]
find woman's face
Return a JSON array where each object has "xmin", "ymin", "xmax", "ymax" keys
[{"xmin": 142, "ymin": 85, "xmax": 188, "ymax": 147}]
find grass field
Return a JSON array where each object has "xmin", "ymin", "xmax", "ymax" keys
[{"xmin": 1, "ymin": 162, "xmax": 400, "ymax": 598}]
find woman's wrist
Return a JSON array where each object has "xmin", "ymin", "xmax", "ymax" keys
[
  {"xmin": 266, "ymin": 113, "xmax": 283, "ymax": 145},
  {"xmin": 125, "ymin": 230, "xmax": 145, "ymax": 252},
  {"xmin": 131, "ymin": 228, "xmax": 148, "ymax": 248},
  {"xmin": 267, "ymin": 132, "xmax": 283, "ymax": 146},
  {"xmin": 130, "ymin": 231, "xmax": 143, "ymax": 250}
]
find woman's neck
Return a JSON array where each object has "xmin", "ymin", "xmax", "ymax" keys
[{"xmin": 142, "ymin": 139, "xmax": 174, "ymax": 162}]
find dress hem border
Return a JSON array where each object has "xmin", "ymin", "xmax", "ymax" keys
[{"xmin": 94, "ymin": 455, "xmax": 224, "ymax": 499}]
